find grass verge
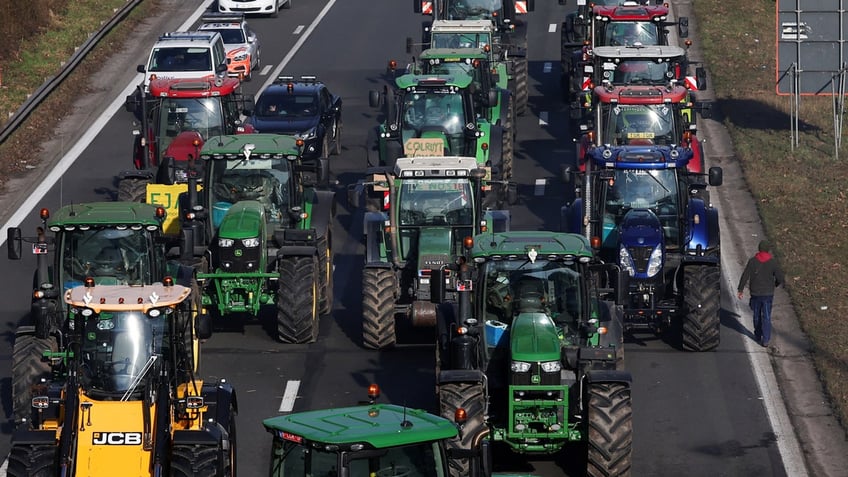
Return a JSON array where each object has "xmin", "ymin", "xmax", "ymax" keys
[{"xmin": 697, "ymin": 0, "xmax": 848, "ymax": 427}]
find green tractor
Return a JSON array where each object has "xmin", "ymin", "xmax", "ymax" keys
[
  {"xmin": 433, "ymin": 231, "xmax": 633, "ymax": 476},
  {"xmin": 5, "ymin": 202, "xmax": 199, "ymax": 426},
  {"xmin": 263, "ymin": 384, "xmax": 537, "ymax": 477},
  {"xmin": 368, "ymin": 72, "xmax": 511, "ymax": 208},
  {"xmin": 180, "ymin": 134, "xmax": 335, "ymax": 343},
  {"xmin": 349, "ymin": 156, "xmax": 510, "ymax": 349},
  {"xmin": 407, "ymin": 44, "xmax": 516, "ymax": 188}
]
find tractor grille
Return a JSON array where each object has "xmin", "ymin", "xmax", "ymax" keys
[
  {"xmin": 627, "ymin": 246, "xmax": 654, "ymax": 273},
  {"xmin": 511, "ymin": 364, "xmax": 561, "ymax": 386},
  {"xmin": 214, "ymin": 245, "xmax": 261, "ymax": 273}
]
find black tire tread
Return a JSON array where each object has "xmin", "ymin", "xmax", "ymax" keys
[
  {"xmin": 682, "ymin": 265, "xmax": 721, "ymax": 352},
  {"xmin": 587, "ymin": 382, "xmax": 633, "ymax": 477},
  {"xmin": 362, "ymin": 268, "xmax": 396, "ymax": 349},
  {"xmin": 439, "ymin": 383, "xmax": 487, "ymax": 477},
  {"xmin": 317, "ymin": 233, "xmax": 334, "ymax": 315},
  {"xmin": 277, "ymin": 256, "xmax": 319, "ymax": 343},
  {"xmin": 117, "ymin": 178, "xmax": 149, "ymax": 202},
  {"xmin": 7, "ymin": 444, "xmax": 57, "ymax": 477},
  {"xmin": 12, "ymin": 332, "xmax": 57, "ymax": 426},
  {"xmin": 171, "ymin": 444, "xmax": 221, "ymax": 477}
]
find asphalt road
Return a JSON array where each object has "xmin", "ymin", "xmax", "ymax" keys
[{"xmin": 0, "ymin": 0, "xmax": 810, "ymax": 475}]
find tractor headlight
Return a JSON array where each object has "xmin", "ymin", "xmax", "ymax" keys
[
  {"xmin": 218, "ymin": 238, "xmax": 235, "ymax": 247},
  {"xmin": 242, "ymin": 237, "xmax": 260, "ymax": 247},
  {"xmin": 540, "ymin": 361, "xmax": 562, "ymax": 373},
  {"xmin": 300, "ymin": 127, "xmax": 318, "ymax": 140},
  {"xmin": 511, "ymin": 361, "xmax": 531, "ymax": 373},
  {"xmin": 619, "ymin": 245, "xmax": 635, "ymax": 277},
  {"xmin": 646, "ymin": 244, "xmax": 663, "ymax": 277}
]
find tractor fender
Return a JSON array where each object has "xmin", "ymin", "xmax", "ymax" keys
[
  {"xmin": 561, "ymin": 198, "xmax": 583, "ymax": 234},
  {"xmin": 364, "ymin": 211, "xmax": 389, "ymax": 264},
  {"xmin": 117, "ymin": 168, "xmax": 155, "ymax": 181},
  {"xmin": 497, "ymin": 89, "xmax": 513, "ymax": 125},
  {"xmin": 308, "ymin": 189, "xmax": 336, "ymax": 239},
  {"xmin": 278, "ymin": 245, "xmax": 318, "ymax": 257},
  {"xmin": 10, "ymin": 429, "xmax": 57, "ymax": 445},
  {"xmin": 687, "ymin": 197, "xmax": 719, "ymax": 253},
  {"xmin": 437, "ymin": 369, "xmax": 486, "ymax": 386},
  {"xmin": 486, "ymin": 124, "xmax": 505, "ymax": 175},
  {"xmin": 585, "ymin": 369, "xmax": 632, "ymax": 386},
  {"xmin": 194, "ymin": 380, "xmax": 238, "ymax": 434}
]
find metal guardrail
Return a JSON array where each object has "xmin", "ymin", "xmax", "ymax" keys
[{"xmin": 0, "ymin": 0, "xmax": 143, "ymax": 146}]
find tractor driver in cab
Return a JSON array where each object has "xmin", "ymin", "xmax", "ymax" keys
[
  {"xmin": 607, "ymin": 22, "xmax": 657, "ymax": 47},
  {"xmin": 447, "ymin": 0, "xmax": 502, "ymax": 20}
]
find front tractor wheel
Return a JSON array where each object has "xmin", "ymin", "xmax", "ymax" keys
[
  {"xmin": 12, "ymin": 329, "xmax": 57, "ymax": 427},
  {"xmin": 439, "ymin": 383, "xmax": 487, "ymax": 477},
  {"xmin": 587, "ymin": 382, "xmax": 633, "ymax": 477},
  {"xmin": 682, "ymin": 265, "xmax": 721, "ymax": 352},
  {"xmin": 7, "ymin": 445, "xmax": 57, "ymax": 477},
  {"xmin": 362, "ymin": 267, "xmax": 396, "ymax": 349},
  {"xmin": 277, "ymin": 256, "xmax": 320, "ymax": 343}
]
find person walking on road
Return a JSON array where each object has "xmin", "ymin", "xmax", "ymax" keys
[{"xmin": 737, "ymin": 240, "xmax": 785, "ymax": 347}]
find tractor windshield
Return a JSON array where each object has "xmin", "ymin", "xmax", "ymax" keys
[
  {"xmin": 598, "ymin": 168, "xmax": 680, "ymax": 249},
  {"xmin": 61, "ymin": 228, "xmax": 157, "ymax": 290},
  {"xmin": 401, "ymin": 90, "xmax": 468, "ymax": 155},
  {"xmin": 445, "ymin": 0, "xmax": 503, "ymax": 20},
  {"xmin": 156, "ymin": 97, "xmax": 225, "ymax": 149},
  {"xmin": 398, "ymin": 179, "xmax": 473, "ymax": 227},
  {"xmin": 431, "ymin": 32, "xmax": 492, "ymax": 49},
  {"xmin": 604, "ymin": 59, "xmax": 673, "ymax": 85},
  {"xmin": 481, "ymin": 259, "xmax": 585, "ymax": 338},
  {"xmin": 207, "ymin": 157, "xmax": 292, "ymax": 227},
  {"xmin": 78, "ymin": 310, "xmax": 169, "ymax": 397},
  {"xmin": 604, "ymin": 104, "xmax": 678, "ymax": 146},
  {"xmin": 272, "ymin": 440, "xmax": 446, "ymax": 477},
  {"xmin": 600, "ymin": 21, "xmax": 661, "ymax": 47}
]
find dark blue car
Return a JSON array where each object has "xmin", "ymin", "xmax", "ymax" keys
[{"xmin": 249, "ymin": 75, "xmax": 342, "ymax": 161}]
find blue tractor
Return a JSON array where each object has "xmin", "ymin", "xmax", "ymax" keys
[{"xmin": 563, "ymin": 142, "xmax": 723, "ymax": 351}]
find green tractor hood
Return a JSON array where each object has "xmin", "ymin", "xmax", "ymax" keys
[
  {"xmin": 263, "ymin": 403, "xmax": 458, "ymax": 449},
  {"xmin": 510, "ymin": 313, "xmax": 562, "ymax": 363},
  {"xmin": 216, "ymin": 200, "xmax": 265, "ymax": 240}
]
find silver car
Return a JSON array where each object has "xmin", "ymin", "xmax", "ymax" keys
[{"xmin": 198, "ymin": 13, "xmax": 261, "ymax": 81}]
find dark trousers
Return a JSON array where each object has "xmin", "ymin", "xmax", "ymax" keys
[{"xmin": 750, "ymin": 295, "xmax": 774, "ymax": 345}]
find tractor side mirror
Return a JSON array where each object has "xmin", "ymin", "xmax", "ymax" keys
[
  {"xmin": 368, "ymin": 90, "xmax": 382, "ymax": 108},
  {"xmin": 678, "ymin": 17, "xmax": 690, "ymax": 39},
  {"xmin": 195, "ymin": 313, "xmax": 212, "ymax": 340},
  {"xmin": 695, "ymin": 67, "xmax": 708, "ymax": 91},
  {"xmin": 487, "ymin": 90, "xmax": 498, "ymax": 108},
  {"xmin": 697, "ymin": 101, "xmax": 713, "ymax": 120},
  {"xmin": 708, "ymin": 166, "xmax": 723, "ymax": 187},
  {"xmin": 430, "ymin": 267, "xmax": 446, "ymax": 304},
  {"xmin": 7, "ymin": 227, "xmax": 22, "ymax": 260}
]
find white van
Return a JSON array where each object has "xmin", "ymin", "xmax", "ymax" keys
[{"xmin": 137, "ymin": 31, "xmax": 229, "ymax": 89}]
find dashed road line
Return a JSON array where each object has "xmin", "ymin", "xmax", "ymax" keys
[
  {"xmin": 543, "ymin": 61, "xmax": 552, "ymax": 73},
  {"xmin": 548, "ymin": 23, "xmax": 557, "ymax": 33},
  {"xmin": 534, "ymin": 178, "xmax": 547, "ymax": 196},
  {"xmin": 539, "ymin": 111, "xmax": 549, "ymax": 126},
  {"xmin": 293, "ymin": 25, "xmax": 305, "ymax": 35},
  {"xmin": 278, "ymin": 379, "xmax": 301, "ymax": 413}
]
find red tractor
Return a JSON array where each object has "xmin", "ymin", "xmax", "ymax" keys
[
  {"xmin": 575, "ymin": 81, "xmax": 707, "ymax": 174},
  {"xmin": 120, "ymin": 77, "xmax": 255, "ymax": 238},
  {"xmin": 120, "ymin": 77, "xmax": 255, "ymax": 202},
  {"xmin": 561, "ymin": 1, "xmax": 688, "ymax": 100}
]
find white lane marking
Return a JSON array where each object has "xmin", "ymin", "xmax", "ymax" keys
[
  {"xmin": 539, "ymin": 111, "xmax": 549, "ymax": 126},
  {"xmin": 260, "ymin": 64, "xmax": 273, "ymax": 76},
  {"xmin": 1, "ymin": 456, "xmax": 7, "ymax": 477},
  {"xmin": 543, "ymin": 62, "xmax": 552, "ymax": 73},
  {"xmin": 534, "ymin": 178, "xmax": 547, "ymax": 196},
  {"xmin": 548, "ymin": 23, "xmax": 557, "ymax": 33},
  {"xmin": 0, "ymin": 0, "xmax": 338, "ymax": 244},
  {"xmin": 279, "ymin": 380, "xmax": 301, "ymax": 412},
  {"xmin": 293, "ymin": 25, "xmax": 305, "ymax": 35}
]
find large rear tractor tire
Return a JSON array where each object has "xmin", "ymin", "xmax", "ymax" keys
[
  {"xmin": 362, "ymin": 267, "xmax": 396, "ymax": 349},
  {"xmin": 501, "ymin": 95, "xmax": 515, "ymax": 182},
  {"xmin": 331, "ymin": 118, "xmax": 343, "ymax": 156},
  {"xmin": 317, "ymin": 233, "xmax": 334, "ymax": 315},
  {"xmin": 277, "ymin": 256, "xmax": 320, "ymax": 343},
  {"xmin": 12, "ymin": 329, "xmax": 57, "ymax": 427},
  {"xmin": 117, "ymin": 177, "xmax": 149, "ymax": 202},
  {"xmin": 513, "ymin": 57, "xmax": 529, "ymax": 116},
  {"xmin": 439, "ymin": 383, "xmax": 487, "ymax": 477},
  {"xmin": 587, "ymin": 382, "xmax": 633, "ymax": 477},
  {"xmin": 681, "ymin": 265, "xmax": 721, "ymax": 352},
  {"xmin": 7, "ymin": 445, "xmax": 57, "ymax": 477}
]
